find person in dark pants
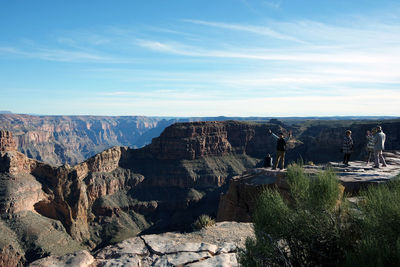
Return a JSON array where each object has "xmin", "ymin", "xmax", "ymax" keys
[
  {"xmin": 342, "ymin": 130, "xmax": 353, "ymax": 166},
  {"xmin": 365, "ymin": 129, "xmax": 376, "ymax": 164},
  {"xmin": 268, "ymin": 129, "xmax": 292, "ymax": 170}
]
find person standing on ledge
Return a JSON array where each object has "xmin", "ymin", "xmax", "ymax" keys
[
  {"xmin": 342, "ymin": 130, "xmax": 353, "ymax": 166},
  {"xmin": 268, "ymin": 129, "xmax": 292, "ymax": 170},
  {"xmin": 365, "ymin": 129, "xmax": 376, "ymax": 164},
  {"xmin": 373, "ymin": 126, "xmax": 387, "ymax": 168}
]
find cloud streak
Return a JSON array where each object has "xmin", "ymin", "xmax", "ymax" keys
[
  {"xmin": 184, "ymin": 19, "xmax": 306, "ymax": 44},
  {"xmin": 0, "ymin": 46, "xmax": 122, "ymax": 63}
]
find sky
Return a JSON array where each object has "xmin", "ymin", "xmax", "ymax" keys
[{"xmin": 0, "ymin": 0, "xmax": 399, "ymax": 117}]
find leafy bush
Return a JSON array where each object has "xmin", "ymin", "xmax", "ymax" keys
[
  {"xmin": 239, "ymin": 166, "xmax": 400, "ymax": 267},
  {"xmin": 192, "ymin": 214, "xmax": 215, "ymax": 230},
  {"xmin": 345, "ymin": 179, "xmax": 400, "ymax": 266},
  {"xmin": 239, "ymin": 164, "xmax": 354, "ymax": 266}
]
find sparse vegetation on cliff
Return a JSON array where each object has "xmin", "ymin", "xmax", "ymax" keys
[
  {"xmin": 192, "ymin": 214, "xmax": 216, "ymax": 230},
  {"xmin": 239, "ymin": 166, "xmax": 400, "ymax": 266}
]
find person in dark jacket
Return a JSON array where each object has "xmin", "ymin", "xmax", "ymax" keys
[
  {"xmin": 268, "ymin": 129, "xmax": 292, "ymax": 170},
  {"xmin": 342, "ymin": 130, "xmax": 353, "ymax": 166}
]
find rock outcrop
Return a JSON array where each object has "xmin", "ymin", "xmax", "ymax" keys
[
  {"xmin": 0, "ymin": 121, "xmax": 275, "ymax": 264},
  {"xmin": 0, "ymin": 130, "xmax": 17, "ymax": 152},
  {"xmin": 29, "ymin": 222, "xmax": 254, "ymax": 267},
  {"xmin": 217, "ymin": 151, "xmax": 400, "ymax": 222}
]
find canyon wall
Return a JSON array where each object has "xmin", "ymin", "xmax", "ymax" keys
[
  {"xmin": 292, "ymin": 119, "xmax": 400, "ymax": 163},
  {"xmin": 0, "ymin": 114, "xmax": 173, "ymax": 166},
  {"xmin": 1, "ymin": 119, "xmax": 400, "ymax": 265},
  {"xmin": 4, "ymin": 114, "xmax": 398, "ymax": 167},
  {"xmin": 0, "ymin": 121, "xmax": 282, "ymax": 264}
]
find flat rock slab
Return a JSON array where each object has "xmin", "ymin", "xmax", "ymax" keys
[
  {"xmin": 187, "ymin": 253, "xmax": 238, "ymax": 267},
  {"xmin": 29, "ymin": 250, "xmax": 94, "ymax": 267},
  {"xmin": 30, "ymin": 222, "xmax": 253, "ymax": 267},
  {"xmin": 95, "ymin": 237, "xmax": 148, "ymax": 259},
  {"xmin": 248, "ymin": 151, "xmax": 400, "ymax": 193},
  {"xmin": 153, "ymin": 251, "xmax": 211, "ymax": 266},
  {"xmin": 142, "ymin": 234, "xmax": 219, "ymax": 254}
]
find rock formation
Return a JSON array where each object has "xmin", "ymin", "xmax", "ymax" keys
[
  {"xmin": 3, "ymin": 113, "xmax": 400, "ymax": 167},
  {"xmin": 29, "ymin": 222, "xmax": 254, "ymax": 267},
  {"xmin": 0, "ymin": 120, "xmax": 281, "ymax": 264},
  {"xmin": 1, "ymin": 119, "xmax": 400, "ymax": 265},
  {"xmin": 0, "ymin": 114, "xmax": 174, "ymax": 166},
  {"xmin": 0, "ymin": 130, "xmax": 17, "ymax": 152},
  {"xmin": 217, "ymin": 151, "xmax": 400, "ymax": 222}
]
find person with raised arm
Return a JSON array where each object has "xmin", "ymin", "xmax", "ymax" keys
[{"xmin": 268, "ymin": 129, "xmax": 292, "ymax": 170}]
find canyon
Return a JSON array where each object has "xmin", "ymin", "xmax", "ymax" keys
[
  {"xmin": 3, "ymin": 114, "xmax": 398, "ymax": 167},
  {"xmin": 1, "ymin": 118, "xmax": 400, "ymax": 265},
  {"xmin": 0, "ymin": 114, "xmax": 174, "ymax": 166},
  {"xmin": 0, "ymin": 120, "xmax": 281, "ymax": 265}
]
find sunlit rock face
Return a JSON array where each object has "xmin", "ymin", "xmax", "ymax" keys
[{"xmin": 0, "ymin": 130, "xmax": 17, "ymax": 152}]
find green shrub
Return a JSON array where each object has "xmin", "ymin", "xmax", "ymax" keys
[
  {"xmin": 345, "ymin": 179, "xmax": 400, "ymax": 266},
  {"xmin": 239, "ymin": 168, "xmax": 400, "ymax": 267},
  {"xmin": 192, "ymin": 214, "xmax": 215, "ymax": 230},
  {"xmin": 239, "ymin": 164, "xmax": 355, "ymax": 266}
]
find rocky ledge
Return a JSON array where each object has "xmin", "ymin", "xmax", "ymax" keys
[
  {"xmin": 29, "ymin": 221, "xmax": 254, "ymax": 267},
  {"xmin": 217, "ymin": 151, "xmax": 400, "ymax": 222}
]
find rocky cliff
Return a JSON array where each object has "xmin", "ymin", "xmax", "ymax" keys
[
  {"xmin": 0, "ymin": 114, "xmax": 173, "ymax": 166},
  {"xmin": 1, "ymin": 119, "xmax": 400, "ymax": 265},
  {"xmin": 3, "ymin": 113, "xmax": 399, "ymax": 168},
  {"xmin": 0, "ymin": 121, "xmax": 284, "ymax": 265},
  {"xmin": 292, "ymin": 119, "xmax": 400, "ymax": 163},
  {"xmin": 217, "ymin": 151, "xmax": 400, "ymax": 222}
]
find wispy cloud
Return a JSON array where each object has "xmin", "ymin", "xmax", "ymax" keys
[
  {"xmin": 184, "ymin": 19, "xmax": 306, "ymax": 44},
  {"xmin": 135, "ymin": 38, "xmax": 400, "ymax": 65},
  {"xmin": 262, "ymin": 0, "xmax": 282, "ymax": 9},
  {"xmin": 0, "ymin": 46, "xmax": 121, "ymax": 63}
]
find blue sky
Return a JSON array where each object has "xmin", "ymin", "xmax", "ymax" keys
[{"xmin": 1, "ymin": 0, "xmax": 399, "ymax": 116}]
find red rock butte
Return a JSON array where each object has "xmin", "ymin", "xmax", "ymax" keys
[{"xmin": 0, "ymin": 130, "xmax": 17, "ymax": 152}]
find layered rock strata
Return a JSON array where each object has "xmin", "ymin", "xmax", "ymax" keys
[
  {"xmin": 0, "ymin": 114, "xmax": 171, "ymax": 166},
  {"xmin": 0, "ymin": 130, "xmax": 17, "ymax": 152}
]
